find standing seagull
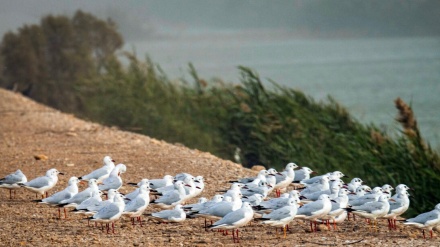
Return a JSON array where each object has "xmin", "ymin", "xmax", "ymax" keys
[
  {"xmin": 384, "ymin": 184, "xmax": 411, "ymax": 229},
  {"xmin": 19, "ymin": 168, "xmax": 63, "ymax": 198},
  {"xmin": 345, "ymin": 195, "xmax": 391, "ymax": 231},
  {"xmin": 149, "ymin": 204, "xmax": 187, "ymax": 223},
  {"xmin": 0, "ymin": 169, "xmax": 27, "ymax": 199},
  {"xmin": 98, "ymin": 164, "xmax": 127, "ymax": 192},
  {"xmin": 89, "ymin": 192, "xmax": 126, "ymax": 234},
  {"xmin": 209, "ymin": 202, "xmax": 254, "ymax": 243},
  {"xmin": 148, "ymin": 175, "xmax": 174, "ymax": 190},
  {"xmin": 36, "ymin": 176, "xmax": 80, "ymax": 218},
  {"xmin": 58, "ymin": 179, "xmax": 99, "ymax": 210},
  {"xmin": 296, "ymin": 194, "xmax": 333, "ymax": 232},
  {"xmin": 273, "ymin": 163, "xmax": 298, "ymax": 197},
  {"xmin": 150, "ymin": 181, "xmax": 190, "ymax": 209},
  {"xmin": 79, "ymin": 156, "xmax": 115, "ymax": 182},
  {"xmin": 403, "ymin": 203, "xmax": 440, "ymax": 239},
  {"xmin": 123, "ymin": 184, "xmax": 151, "ymax": 226},
  {"xmin": 256, "ymin": 197, "xmax": 300, "ymax": 238}
]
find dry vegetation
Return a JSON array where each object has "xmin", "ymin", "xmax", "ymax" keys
[{"xmin": 0, "ymin": 88, "xmax": 437, "ymax": 246}]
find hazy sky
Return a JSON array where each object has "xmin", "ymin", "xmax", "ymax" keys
[{"xmin": 1, "ymin": 0, "xmax": 439, "ymax": 41}]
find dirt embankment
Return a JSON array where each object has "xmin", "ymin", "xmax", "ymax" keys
[{"xmin": 0, "ymin": 88, "xmax": 434, "ymax": 246}]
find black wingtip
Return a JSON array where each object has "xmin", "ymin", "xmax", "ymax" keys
[
  {"xmin": 343, "ymin": 207, "xmax": 355, "ymax": 212},
  {"xmin": 253, "ymin": 218, "xmax": 268, "ymax": 221},
  {"xmin": 252, "ymin": 205, "xmax": 267, "ymax": 210}
]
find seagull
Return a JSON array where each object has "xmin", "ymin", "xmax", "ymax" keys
[
  {"xmin": 19, "ymin": 168, "xmax": 64, "ymax": 198},
  {"xmin": 183, "ymin": 195, "xmax": 224, "ymax": 214},
  {"xmin": 381, "ymin": 184, "xmax": 394, "ymax": 199},
  {"xmin": 348, "ymin": 185, "xmax": 372, "ymax": 202},
  {"xmin": 218, "ymin": 183, "xmax": 247, "ymax": 198},
  {"xmin": 273, "ymin": 163, "xmax": 298, "ymax": 197},
  {"xmin": 345, "ymin": 195, "xmax": 391, "ymax": 231},
  {"xmin": 181, "ymin": 177, "xmax": 199, "ymax": 202},
  {"xmin": 193, "ymin": 176, "xmax": 205, "ymax": 198},
  {"xmin": 150, "ymin": 180, "xmax": 189, "ymax": 209},
  {"xmin": 300, "ymin": 176, "xmax": 330, "ymax": 196},
  {"xmin": 293, "ymin": 167, "xmax": 315, "ymax": 183},
  {"xmin": 85, "ymin": 189, "xmax": 118, "ymax": 214},
  {"xmin": 123, "ymin": 184, "xmax": 150, "ymax": 226},
  {"xmin": 256, "ymin": 197, "xmax": 300, "ymax": 238},
  {"xmin": 301, "ymin": 171, "xmax": 346, "ymax": 186},
  {"xmin": 71, "ymin": 190, "xmax": 103, "ymax": 215},
  {"xmin": 79, "ymin": 156, "xmax": 115, "ymax": 182},
  {"xmin": 208, "ymin": 202, "xmax": 254, "ymax": 243},
  {"xmin": 58, "ymin": 179, "xmax": 99, "ymax": 209},
  {"xmin": 403, "ymin": 203, "xmax": 440, "ymax": 239},
  {"xmin": 292, "ymin": 167, "xmax": 315, "ymax": 189},
  {"xmin": 241, "ymin": 181, "xmax": 271, "ymax": 199},
  {"xmin": 125, "ymin": 179, "xmax": 149, "ymax": 202},
  {"xmin": 89, "ymin": 192, "xmax": 126, "ymax": 234},
  {"xmin": 148, "ymin": 175, "xmax": 174, "ymax": 190},
  {"xmin": 242, "ymin": 194, "xmax": 264, "ymax": 206},
  {"xmin": 349, "ymin": 186, "xmax": 383, "ymax": 207},
  {"xmin": 345, "ymin": 178, "xmax": 363, "ymax": 192},
  {"xmin": 393, "ymin": 184, "xmax": 412, "ymax": 197},
  {"xmin": 182, "ymin": 197, "xmax": 208, "ymax": 212},
  {"xmin": 153, "ymin": 176, "xmax": 193, "ymax": 195},
  {"xmin": 98, "ymin": 163, "xmax": 127, "ymax": 192},
  {"xmin": 0, "ymin": 169, "xmax": 27, "ymax": 199},
  {"xmin": 174, "ymin": 173, "xmax": 194, "ymax": 182},
  {"xmin": 35, "ymin": 176, "xmax": 80, "ymax": 218},
  {"xmin": 320, "ymin": 188, "xmax": 350, "ymax": 230},
  {"xmin": 190, "ymin": 190, "xmax": 243, "ymax": 221},
  {"xmin": 231, "ymin": 170, "xmax": 269, "ymax": 184},
  {"xmin": 256, "ymin": 190, "xmax": 301, "ymax": 212},
  {"xmin": 301, "ymin": 179, "xmax": 342, "ymax": 202},
  {"xmin": 295, "ymin": 194, "xmax": 333, "ymax": 232},
  {"xmin": 149, "ymin": 204, "xmax": 186, "ymax": 223},
  {"xmin": 383, "ymin": 189, "xmax": 410, "ymax": 229}
]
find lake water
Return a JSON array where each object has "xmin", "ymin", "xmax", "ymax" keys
[{"xmin": 126, "ymin": 30, "xmax": 440, "ymax": 148}]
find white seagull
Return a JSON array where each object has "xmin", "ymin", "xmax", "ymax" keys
[
  {"xmin": 58, "ymin": 178, "xmax": 99, "ymax": 209},
  {"xmin": 19, "ymin": 168, "xmax": 63, "ymax": 198},
  {"xmin": 148, "ymin": 175, "xmax": 174, "ymax": 190},
  {"xmin": 36, "ymin": 176, "xmax": 80, "ymax": 218},
  {"xmin": 273, "ymin": 163, "xmax": 298, "ymax": 197},
  {"xmin": 89, "ymin": 192, "xmax": 126, "ymax": 234},
  {"xmin": 98, "ymin": 163, "xmax": 127, "ymax": 192},
  {"xmin": 256, "ymin": 197, "xmax": 300, "ymax": 238},
  {"xmin": 208, "ymin": 202, "xmax": 254, "ymax": 243},
  {"xmin": 79, "ymin": 156, "xmax": 115, "ymax": 182},
  {"xmin": 346, "ymin": 194, "xmax": 391, "ymax": 231},
  {"xmin": 295, "ymin": 194, "xmax": 333, "ymax": 232},
  {"xmin": 123, "ymin": 184, "xmax": 151, "ymax": 226},
  {"xmin": 150, "ymin": 181, "xmax": 189, "ymax": 209},
  {"xmin": 149, "ymin": 204, "xmax": 186, "ymax": 223},
  {"xmin": 0, "ymin": 169, "xmax": 27, "ymax": 199},
  {"xmin": 403, "ymin": 203, "xmax": 440, "ymax": 239}
]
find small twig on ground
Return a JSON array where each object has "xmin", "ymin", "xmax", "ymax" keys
[{"xmin": 300, "ymin": 238, "xmax": 364, "ymax": 246}]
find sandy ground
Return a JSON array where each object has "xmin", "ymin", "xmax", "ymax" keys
[{"xmin": 0, "ymin": 88, "xmax": 438, "ymax": 246}]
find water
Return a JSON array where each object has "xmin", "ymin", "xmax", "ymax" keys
[{"xmin": 126, "ymin": 30, "xmax": 440, "ymax": 148}]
